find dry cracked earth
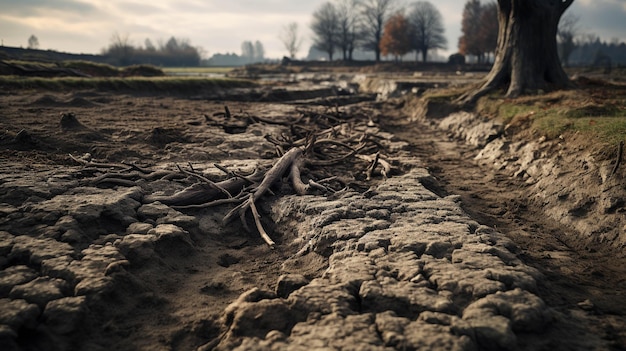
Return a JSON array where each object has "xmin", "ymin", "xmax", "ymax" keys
[{"xmin": 1, "ymin": 78, "xmax": 625, "ymax": 351}]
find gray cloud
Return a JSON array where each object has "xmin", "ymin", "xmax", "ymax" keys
[
  {"xmin": 0, "ymin": 0, "xmax": 624, "ymax": 59},
  {"xmin": 0, "ymin": 0, "xmax": 97, "ymax": 16},
  {"xmin": 569, "ymin": 1, "xmax": 626, "ymax": 41}
]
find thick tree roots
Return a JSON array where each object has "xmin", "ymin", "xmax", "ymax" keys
[{"xmin": 69, "ymin": 105, "xmax": 396, "ymax": 247}]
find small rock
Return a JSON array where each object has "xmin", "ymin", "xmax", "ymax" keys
[
  {"xmin": 0, "ymin": 324, "xmax": 19, "ymax": 351},
  {"xmin": 9, "ymin": 277, "xmax": 69, "ymax": 308},
  {"xmin": 150, "ymin": 224, "xmax": 195, "ymax": 257},
  {"xmin": 0, "ymin": 298, "xmax": 40, "ymax": 329},
  {"xmin": 104, "ymin": 260, "xmax": 130, "ymax": 275},
  {"xmin": 74, "ymin": 276, "xmax": 113, "ymax": 296},
  {"xmin": 116, "ymin": 234, "xmax": 156, "ymax": 265},
  {"xmin": 156, "ymin": 213, "xmax": 198, "ymax": 228},
  {"xmin": 137, "ymin": 202, "xmax": 172, "ymax": 220},
  {"xmin": 275, "ymin": 274, "xmax": 309, "ymax": 298},
  {"xmin": 217, "ymin": 254, "xmax": 240, "ymax": 268},
  {"xmin": 0, "ymin": 265, "xmax": 38, "ymax": 296},
  {"xmin": 577, "ymin": 299, "xmax": 595, "ymax": 311},
  {"xmin": 43, "ymin": 296, "xmax": 87, "ymax": 334},
  {"xmin": 0, "ymin": 231, "xmax": 15, "ymax": 256},
  {"xmin": 126, "ymin": 222, "xmax": 153, "ymax": 234},
  {"xmin": 9, "ymin": 236, "xmax": 74, "ymax": 266}
]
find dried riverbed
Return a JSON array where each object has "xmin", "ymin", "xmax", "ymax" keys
[{"xmin": 1, "ymin": 78, "xmax": 624, "ymax": 350}]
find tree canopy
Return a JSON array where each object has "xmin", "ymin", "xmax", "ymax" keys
[
  {"xmin": 311, "ymin": 2, "xmax": 340, "ymax": 61},
  {"xmin": 279, "ymin": 22, "xmax": 303, "ymax": 59},
  {"xmin": 102, "ymin": 33, "xmax": 201, "ymax": 67},
  {"xmin": 458, "ymin": 0, "xmax": 497, "ymax": 63},
  {"xmin": 408, "ymin": 1, "xmax": 447, "ymax": 62},
  {"xmin": 380, "ymin": 13, "xmax": 412, "ymax": 60}
]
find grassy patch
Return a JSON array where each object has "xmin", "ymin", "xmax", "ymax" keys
[
  {"xmin": 475, "ymin": 85, "xmax": 626, "ymax": 144},
  {"xmin": 3, "ymin": 59, "xmax": 166, "ymax": 77},
  {"xmin": 0, "ymin": 76, "xmax": 255, "ymax": 93}
]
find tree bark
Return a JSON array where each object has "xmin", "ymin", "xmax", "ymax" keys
[{"xmin": 460, "ymin": 0, "xmax": 575, "ymax": 103}]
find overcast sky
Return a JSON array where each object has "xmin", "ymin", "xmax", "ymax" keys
[{"xmin": 1, "ymin": 0, "xmax": 625, "ymax": 60}]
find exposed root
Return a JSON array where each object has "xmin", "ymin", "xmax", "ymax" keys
[
  {"xmin": 72, "ymin": 104, "xmax": 399, "ymax": 248},
  {"xmin": 248, "ymin": 194, "xmax": 275, "ymax": 249},
  {"xmin": 223, "ymin": 147, "xmax": 304, "ymax": 224}
]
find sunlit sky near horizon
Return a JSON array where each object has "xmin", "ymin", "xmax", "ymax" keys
[{"xmin": 1, "ymin": 0, "xmax": 625, "ymax": 60}]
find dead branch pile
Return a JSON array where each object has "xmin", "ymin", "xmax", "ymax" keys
[{"xmin": 69, "ymin": 105, "xmax": 397, "ymax": 247}]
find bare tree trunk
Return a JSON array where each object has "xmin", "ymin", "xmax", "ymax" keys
[{"xmin": 460, "ymin": 0, "xmax": 575, "ymax": 103}]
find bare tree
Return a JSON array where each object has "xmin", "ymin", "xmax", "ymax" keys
[
  {"xmin": 144, "ymin": 38, "xmax": 156, "ymax": 51},
  {"xmin": 460, "ymin": 0, "xmax": 575, "ymax": 103},
  {"xmin": 557, "ymin": 13, "xmax": 579, "ymax": 67},
  {"xmin": 408, "ymin": 1, "xmax": 447, "ymax": 62},
  {"xmin": 254, "ymin": 41, "xmax": 265, "ymax": 61},
  {"xmin": 279, "ymin": 22, "xmax": 303, "ymax": 59},
  {"xmin": 27, "ymin": 35, "xmax": 39, "ymax": 50},
  {"xmin": 241, "ymin": 41, "xmax": 255, "ymax": 61},
  {"xmin": 311, "ymin": 2, "xmax": 340, "ymax": 61},
  {"xmin": 359, "ymin": 0, "xmax": 394, "ymax": 62},
  {"xmin": 335, "ymin": 0, "xmax": 361, "ymax": 61},
  {"xmin": 105, "ymin": 32, "xmax": 133, "ymax": 66}
]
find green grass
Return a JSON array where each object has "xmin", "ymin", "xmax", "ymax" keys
[
  {"xmin": 537, "ymin": 108, "xmax": 626, "ymax": 143},
  {"xmin": 0, "ymin": 75, "xmax": 255, "ymax": 92},
  {"xmin": 475, "ymin": 88, "xmax": 626, "ymax": 144}
]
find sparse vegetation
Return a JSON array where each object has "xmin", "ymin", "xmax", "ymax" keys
[
  {"xmin": 474, "ymin": 82, "xmax": 626, "ymax": 144},
  {"xmin": 0, "ymin": 75, "xmax": 255, "ymax": 92}
]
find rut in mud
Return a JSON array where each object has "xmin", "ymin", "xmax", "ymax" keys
[{"xmin": 379, "ymin": 104, "xmax": 626, "ymax": 349}]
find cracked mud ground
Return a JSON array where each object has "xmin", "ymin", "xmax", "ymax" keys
[{"xmin": 1, "ymin": 86, "xmax": 625, "ymax": 350}]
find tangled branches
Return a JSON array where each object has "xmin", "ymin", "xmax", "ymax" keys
[{"xmin": 70, "ymin": 105, "xmax": 397, "ymax": 247}]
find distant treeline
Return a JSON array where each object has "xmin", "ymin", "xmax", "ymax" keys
[
  {"xmin": 568, "ymin": 39, "xmax": 626, "ymax": 66},
  {"xmin": 103, "ymin": 35, "xmax": 201, "ymax": 67}
]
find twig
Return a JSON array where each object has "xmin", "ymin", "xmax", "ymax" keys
[
  {"xmin": 365, "ymin": 152, "xmax": 380, "ymax": 181},
  {"xmin": 248, "ymin": 194, "xmax": 275, "ymax": 249},
  {"xmin": 171, "ymin": 196, "xmax": 244, "ymax": 210},
  {"xmin": 312, "ymin": 139, "xmax": 356, "ymax": 152},
  {"xmin": 68, "ymin": 154, "xmax": 128, "ymax": 170},
  {"xmin": 213, "ymin": 164, "xmax": 259, "ymax": 184},
  {"xmin": 290, "ymin": 159, "xmax": 310, "ymax": 195},
  {"xmin": 176, "ymin": 165, "xmax": 233, "ymax": 198},
  {"xmin": 306, "ymin": 143, "xmax": 367, "ymax": 166},
  {"xmin": 308, "ymin": 179, "xmax": 334, "ymax": 193}
]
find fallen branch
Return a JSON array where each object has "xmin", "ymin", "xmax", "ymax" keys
[
  {"xmin": 176, "ymin": 164, "xmax": 233, "ymax": 198},
  {"xmin": 290, "ymin": 158, "xmax": 310, "ymax": 195},
  {"xmin": 144, "ymin": 170, "xmax": 264, "ymax": 206},
  {"xmin": 224, "ymin": 147, "xmax": 304, "ymax": 223},
  {"xmin": 248, "ymin": 194, "xmax": 276, "ymax": 249}
]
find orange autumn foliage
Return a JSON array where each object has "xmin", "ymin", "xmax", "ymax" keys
[{"xmin": 380, "ymin": 13, "xmax": 412, "ymax": 60}]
